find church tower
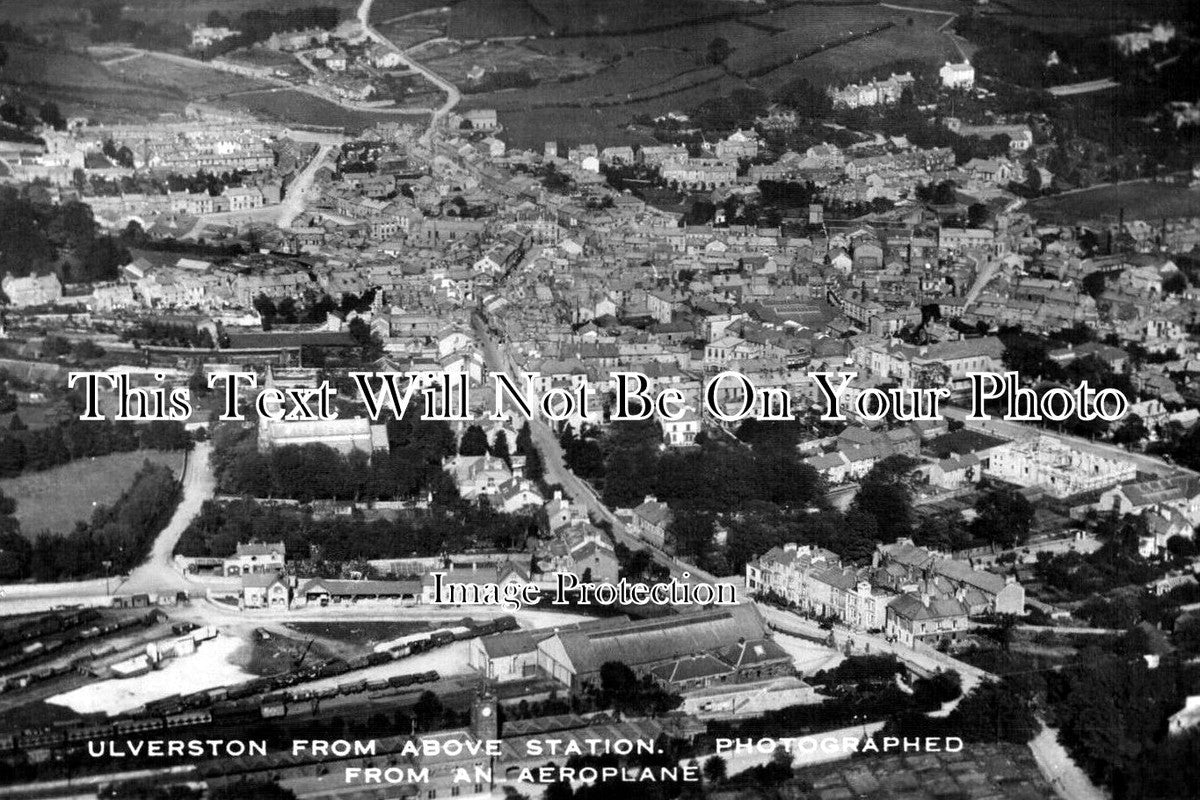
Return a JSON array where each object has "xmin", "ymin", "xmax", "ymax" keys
[{"xmin": 470, "ymin": 690, "xmax": 499, "ymax": 741}]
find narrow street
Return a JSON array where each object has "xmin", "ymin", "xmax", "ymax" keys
[{"xmin": 122, "ymin": 442, "xmax": 215, "ymax": 594}]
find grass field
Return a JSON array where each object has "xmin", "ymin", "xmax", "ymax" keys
[
  {"xmin": 426, "ymin": 40, "xmax": 599, "ymax": 85},
  {"xmin": 448, "ymin": 2, "xmax": 969, "ymax": 145},
  {"xmin": 468, "ymin": 104, "xmax": 663, "ymax": 150},
  {"xmin": 0, "ymin": 0, "xmax": 362, "ymax": 31},
  {"xmin": 747, "ymin": 8, "xmax": 961, "ymax": 87},
  {"xmin": 103, "ymin": 54, "xmax": 275, "ymax": 98},
  {"xmin": 1, "ymin": 450, "xmax": 186, "ymax": 538},
  {"xmin": 372, "ymin": 0, "xmax": 449, "ymax": 19},
  {"xmin": 1027, "ymin": 180, "xmax": 1200, "ymax": 223},
  {"xmin": 377, "ymin": 13, "xmax": 449, "ymax": 50},
  {"xmin": 217, "ymin": 89, "xmax": 430, "ymax": 132},
  {"xmin": 974, "ymin": 0, "xmax": 1190, "ymax": 34},
  {"xmin": 0, "ymin": 44, "xmax": 195, "ymax": 121}
]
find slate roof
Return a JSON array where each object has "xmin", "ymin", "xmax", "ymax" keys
[
  {"xmin": 888, "ymin": 593, "xmax": 968, "ymax": 621},
  {"xmin": 549, "ymin": 604, "xmax": 766, "ymax": 675}
]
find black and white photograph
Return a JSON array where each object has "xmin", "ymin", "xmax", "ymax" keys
[{"xmin": 0, "ymin": 0, "xmax": 1198, "ymax": 798}]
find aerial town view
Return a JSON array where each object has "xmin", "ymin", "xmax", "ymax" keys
[{"xmin": 0, "ymin": 0, "xmax": 1198, "ymax": 798}]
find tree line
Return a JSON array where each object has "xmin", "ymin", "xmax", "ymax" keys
[
  {"xmin": 210, "ymin": 417, "xmax": 458, "ymax": 504},
  {"xmin": 0, "ymin": 419, "xmax": 190, "ymax": 480},
  {"xmin": 0, "ymin": 187, "xmax": 129, "ymax": 285},
  {"xmin": 175, "ymin": 496, "xmax": 535, "ymax": 565}
]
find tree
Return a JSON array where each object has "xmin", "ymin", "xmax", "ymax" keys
[
  {"xmin": 1025, "ymin": 167, "xmax": 1043, "ymax": 193},
  {"xmin": 459, "ymin": 425, "xmax": 489, "ymax": 456},
  {"xmin": 543, "ymin": 782, "xmax": 574, "ymax": 800},
  {"xmin": 42, "ymin": 335, "xmax": 73, "ymax": 358},
  {"xmin": 850, "ymin": 455, "xmax": 917, "ymax": 544},
  {"xmin": 39, "ymin": 102, "xmax": 66, "ymax": 131},
  {"xmin": 347, "ymin": 317, "xmax": 383, "ymax": 362},
  {"xmin": 1112, "ymin": 413, "xmax": 1147, "ymax": 447},
  {"xmin": 515, "ymin": 423, "xmax": 533, "ymax": 455},
  {"xmin": 948, "ymin": 678, "xmax": 1038, "ymax": 743},
  {"xmin": 524, "ymin": 447, "xmax": 545, "ymax": 483},
  {"xmin": 0, "ymin": 436, "xmax": 26, "ymax": 477},
  {"xmin": 706, "ymin": 36, "xmax": 732, "ymax": 65},
  {"xmin": 1174, "ymin": 613, "xmax": 1200, "ymax": 657},
  {"xmin": 967, "ymin": 202, "xmax": 989, "ymax": 228},
  {"xmin": 253, "ymin": 293, "xmax": 277, "ymax": 330},
  {"xmin": 971, "ymin": 487, "xmax": 1035, "ymax": 547},
  {"xmin": 490, "ymin": 430, "xmax": 511, "ymax": 462},
  {"xmin": 702, "ymin": 755, "xmax": 727, "ymax": 784},
  {"xmin": 412, "ymin": 690, "xmax": 444, "ymax": 729},
  {"xmin": 667, "ymin": 508, "xmax": 715, "ymax": 559}
]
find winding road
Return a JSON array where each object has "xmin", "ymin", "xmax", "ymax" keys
[
  {"xmin": 0, "ymin": 442, "xmax": 216, "ymax": 612},
  {"xmin": 356, "ymin": 0, "xmax": 461, "ymax": 143}
]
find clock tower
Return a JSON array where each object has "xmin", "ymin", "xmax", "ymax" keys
[{"xmin": 470, "ymin": 690, "xmax": 499, "ymax": 741}]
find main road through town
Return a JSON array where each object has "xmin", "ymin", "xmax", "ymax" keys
[{"xmin": 469, "ymin": 309, "xmax": 731, "ymax": 591}]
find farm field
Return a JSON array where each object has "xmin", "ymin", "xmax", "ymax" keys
[
  {"xmin": 462, "ymin": 50, "xmax": 719, "ymax": 108},
  {"xmin": 1, "ymin": 450, "xmax": 186, "ymax": 538},
  {"xmin": 447, "ymin": 0, "xmax": 553, "ymax": 39},
  {"xmin": 217, "ymin": 89, "xmax": 430, "ymax": 132},
  {"xmin": 371, "ymin": 0, "xmax": 450, "ymax": 21},
  {"xmin": 446, "ymin": 0, "xmax": 867, "ymax": 39},
  {"xmin": 0, "ymin": 0, "xmax": 362, "ymax": 29},
  {"xmin": 446, "ymin": 2, "xmax": 970, "ymax": 145},
  {"xmin": 725, "ymin": 5, "xmax": 903, "ymax": 77},
  {"xmin": 425, "ymin": 41, "xmax": 599, "ymax": 85},
  {"xmin": 971, "ymin": 0, "xmax": 1190, "ymax": 34},
  {"xmin": 0, "ymin": 44, "xmax": 194, "ymax": 121},
  {"xmin": 102, "ymin": 54, "xmax": 275, "ymax": 98},
  {"xmin": 464, "ymin": 104, "xmax": 661, "ymax": 150},
  {"xmin": 376, "ymin": 11, "xmax": 449, "ymax": 50},
  {"xmin": 746, "ymin": 9, "xmax": 962, "ymax": 88},
  {"xmin": 1027, "ymin": 180, "xmax": 1200, "ymax": 224}
]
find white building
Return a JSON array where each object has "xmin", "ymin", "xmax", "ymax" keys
[
  {"xmin": 939, "ymin": 61, "xmax": 975, "ymax": 89},
  {"xmin": 984, "ymin": 436, "xmax": 1137, "ymax": 499}
]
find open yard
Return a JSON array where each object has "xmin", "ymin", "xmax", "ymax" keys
[
  {"xmin": 236, "ymin": 627, "xmax": 337, "ymax": 675},
  {"xmin": 426, "ymin": 40, "xmax": 599, "ymax": 86},
  {"xmin": 746, "ymin": 8, "xmax": 962, "ymax": 88},
  {"xmin": 1027, "ymin": 180, "xmax": 1200, "ymax": 224},
  {"xmin": 285, "ymin": 621, "xmax": 434, "ymax": 652},
  {"xmin": 1, "ymin": 450, "xmax": 186, "ymax": 538},
  {"xmin": 448, "ymin": 0, "xmax": 798, "ymax": 39}
]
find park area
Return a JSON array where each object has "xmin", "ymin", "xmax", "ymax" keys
[{"xmin": 0, "ymin": 450, "xmax": 186, "ymax": 538}]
